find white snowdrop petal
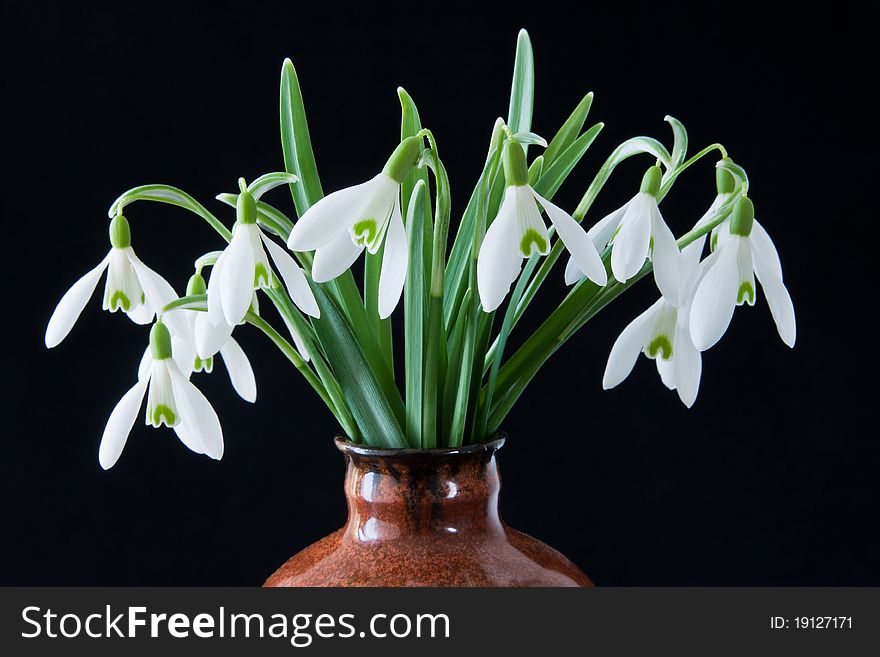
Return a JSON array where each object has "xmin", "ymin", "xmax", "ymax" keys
[
  {"xmin": 650, "ymin": 205, "xmax": 682, "ymax": 304},
  {"xmin": 679, "ymin": 236, "xmax": 706, "ymax": 287},
  {"xmin": 261, "ymin": 233, "xmax": 320, "ymax": 318},
  {"xmin": 377, "ymin": 199, "xmax": 408, "ymax": 319},
  {"xmin": 218, "ymin": 229, "xmax": 256, "ymax": 327},
  {"xmin": 749, "ymin": 220, "xmax": 783, "ymax": 280},
  {"xmin": 587, "ymin": 203, "xmax": 628, "ymax": 251},
  {"xmin": 287, "ymin": 176, "xmax": 380, "ymax": 251},
  {"xmin": 194, "ymin": 310, "xmax": 233, "ymax": 359},
  {"xmin": 172, "ymin": 422, "xmax": 206, "ymax": 456},
  {"xmin": 279, "ymin": 312, "xmax": 311, "ymax": 362},
  {"xmin": 656, "ymin": 356, "xmax": 677, "ymax": 390},
  {"xmin": 206, "ymin": 249, "xmax": 228, "ymax": 326},
  {"xmin": 564, "ymin": 255, "xmax": 585, "ymax": 286},
  {"xmin": 752, "ymin": 241, "xmax": 796, "ymax": 347},
  {"xmin": 247, "ymin": 225, "xmax": 273, "ymax": 289},
  {"xmin": 220, "ymin": 337, "xmax": 257, "ymax": 403},
  {"xmin": 99, "ymin": 378, "xmax": 148, "ymax": 470},
  {"xmin": 611, "ymin": 194, "xmax": 652, "ymax": 283},
  {"xmin": 673, "ymin": 330, "xmax": 702, "ymax": 408},
  {"xmin": 126, "ymin": 300, "xmax": 154, "ymax": 325},
  {"xmin": 168, "ymin": 360, "xmax": 224, "ymax": 460},
  {"xmin": 689, "ymin": 240, "xmax": 740, "ymax": 350},
  {"xmin": 126, "ymin": 250, "xmax": 190, "ymax": 339},
  {"xmin": 45, "ymin": 253, "xmax": 110, "ymax": 348},
  {"xmin": 171, "ymin": 334, "xmax": 196, "ymax": 380},
  {"xmin": 532, "ymin": 189, "xmax": 606, "ymax": 286},
  {"xmin": 477, "ymin": 191, "xmax": 523, "ymax": 312},
  {"xmin": 603, "ymin": 300, "xmax": 662, "ymax": 389},
  {"xmin": 137, "ymin": 348, "xmax": 153, "ymax": 381},
  {"xmin": 312, "ymin": 231, "xmax": 364, "ymax": 283}
]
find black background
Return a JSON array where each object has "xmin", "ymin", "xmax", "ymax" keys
[{"xmin": 2, "ymin": 2, "xmax": 874, "ymax": 585}]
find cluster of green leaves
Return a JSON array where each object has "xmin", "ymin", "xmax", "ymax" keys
[{"xmin": 112, "ymin": 29, "xmax": 745, "ymax": 449}]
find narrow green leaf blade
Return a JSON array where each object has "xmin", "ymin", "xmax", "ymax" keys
[
  {"xmin": 507, "ymin": 29, "xmax": 535, "ymax": 137},
  {"xmin": 280, "ymin": 58, "xmax": 323, "ymax": 215},
  {"xmin": 310, "ymin": 283, "xmax": 407, "ymax": 448},
  {"xmin": 543, "ymin": 92, "xmax": 594, "ymax": 169},
  {"xmin": 404, "ymin": 180, "xmax": 428, "ymax": 447}
]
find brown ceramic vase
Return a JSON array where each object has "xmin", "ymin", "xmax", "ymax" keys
[{"xmin": 264, "ymin": 436, "xmax": 592, "ymax": 587}]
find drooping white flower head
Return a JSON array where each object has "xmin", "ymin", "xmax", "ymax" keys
[
  {"xmin": 45, "ymin": 214, "xmax": 189, "ymax": 348},
  {"xmin": 207, "ymin": 181, "xmax": 319, "ymax": 329},
  {"xmin": 603, "ymin": 239, "xmax": 707, "ymax": 407},
  {"xmin": 565, "ymin": 165, "xmax": 682, "ymax": 304},
  {"xmin": 477, "ymin": 140, "xmax": 607, "ymax": 312},
  {"xmin": 287, "ymin": 136, "xmax": 424, "ymax": 318},
  {"xmin": 152, "ymin": 272, "xmax": 257, "ymax": 403},
  {"xmin": 689, "ymin": 196, "xmax": 796, "ymax": 351},
  {"xmin": 99, "ymin": 320, "xmax": 224, "ymax": 470}
]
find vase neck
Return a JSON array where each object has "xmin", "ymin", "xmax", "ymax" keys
[{"xmin": 339, "ymin": 442, "xmax": 505, "ymax": 542}]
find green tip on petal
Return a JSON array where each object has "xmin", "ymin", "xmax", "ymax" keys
[
  {"xmin": 186, "ymin": 272, "xmax": 207, "ymax": 295},
  {"xmin": 237, "ymin": 188, "xmax": 258, "ymax": 225},
  {"xmin": 730, "ymin": 196, "xmax": 755, "ymax": 236},
  {"xmin": 382, "ymin": 136, "xmax": 423, "ymax": 184},
  {"xmin": 716, "ymin": 167, "xmax": 736, "ymax": 195},
  {"xmin": 109, "ymin": 214, "xmax": 131, "ymax": 249},
  {"xmin": 150, "ymin": 320, "xmax": 173, "ymax": 361},
  {"xmin": 502, "ymin": 139, "xmax": 529, "ymax": 187},
  {"xmin": 519, "ymin": 227, "xmax": 548, "ymax": 256},
  {"xmin": 640, "ymin": 166, "xmax": 662, "ymax": 196},
  {"xmin": 737, "ymin": 281, "xmax": 756, "ymax": 305},
  {"xmin": 647, "ymin": 335, "xmax": 673, "ymax": 360}
]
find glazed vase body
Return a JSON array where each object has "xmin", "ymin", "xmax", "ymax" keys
[{"xmin": 265, "ymin": 437, "xmax": 592, "ymax": 587}]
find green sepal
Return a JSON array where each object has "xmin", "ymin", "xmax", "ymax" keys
[
  {"xmin": 186, "ymin": 273, "xmax": 207, "ymax": 296},
  {"xmin": 237, "ymin": 189, "xmax": 258, "ymax": 225},
  {"xmin": 716, "ymin": 167, "xmax": 736, "ymax": 195},
  {"xmin": 502, "ymin": 140, "xmax": 529, "ymax": 187},
  {"xmin": 640, "ymin": 166, "xmax": 663, "ymax": 196},
  {"xmin": 150, "ymin": 320, "xmax": 172, "ymax": 361},
  {"xmin": 730, "ymin": 196, "xmax": 755, "ymax": 236},
  {"xmin": 109, "ymin": 214, "xmax": 131, "ymax": 249},
  {"xmin": 382, "ymin": 136, "xmax": 423, "ymax": 184}
]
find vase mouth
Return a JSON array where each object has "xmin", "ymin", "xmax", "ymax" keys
[{"xmin": 334, "ymin": 434, "xmax": 505, "ymax": 458}]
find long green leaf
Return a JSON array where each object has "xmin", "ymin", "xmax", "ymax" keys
[
  {"xmin": 403, "ymin": 180, "xmax": 428, "ymax": 447},
  {"xmin": 310, "ymin": 283, "xmax": 407, "ymax": 448},
  {"xmin": 543, "ymin": 92, "xmax": 594, "ymax": 169},
  {"xmin": 280, "ymin": 59, "xmax": 323, "ymax": 216},
  {"xmin": 108, "ymin": 185, "xmax": 231, "ymax": 241},
  {"xmin": 507, "ymin": 29, "xmax": 534, "ymax": 140}
]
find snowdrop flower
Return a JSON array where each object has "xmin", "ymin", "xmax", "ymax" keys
[
  {"xmin": 208, "ymin": 181, "xmax": 319, "ymax": 328},
  {"xmin": 477, "ymin": 140, "xmax": 606, "ymax": 312},
  {"xmin": 603, "ymin": 239, "xmax": 707, "ymax": 407},
  {"xmin": 154, "ymin": 272, "xmax": 257, "ymax": 403},
  {"xmin": 287, "ymin": 136, "xmax": 424, "ymax": 318},
  {"xmin": 565, "ymin": 166, "xmax": 681, "ymax": 304},
  {"xmin": 689, "ymin": 195, "xmax": 796, "ymax": 350},
  {"xmin": 99, "ymin": 320, "xmax": 223, "ymax": 470},
  {"xmin": 45, "ymin": 214, "xmax": 188, "ymax": 348}
]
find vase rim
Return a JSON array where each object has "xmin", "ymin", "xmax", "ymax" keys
[{"xmin": 334, "ymin": 434, "xmax": 506, "ymax": 457}]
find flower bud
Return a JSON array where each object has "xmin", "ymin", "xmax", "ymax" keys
[
  {"xmin": 150, "ymin": 320, "xmax": 173, "ymax": 361},
  {"xmin": 716, "ymin": 167, "xmax": 736, "ymax": 195},
  {"xmin": 502, "ymin": 140, "xmax": 529, "ymax": 187},
  {"xmin": 730, "ymin": 196, "xmax": 755, "ymax": 237},
  {"xmin": 639, "ymin": 166, "xmax": 662, "ymax": 196},
  {"xmin": 109, "ymin": 214, "xmax": 131, "ymax": 249},
  {"xmin": 186, "ymin": 272, "xmax": 207, "ymax": 296},
  {"xmin": 382, "ymin": 136, "xmax": 423, "ymax": 184}
]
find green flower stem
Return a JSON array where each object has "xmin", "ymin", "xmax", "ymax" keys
[
  {"xmin": 108, "ymin": 184, "xmax": 232, "ymax": 241},
  {"xmin": 420, "ymin": 147, "xmax": 451, "ymax": 448}
]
